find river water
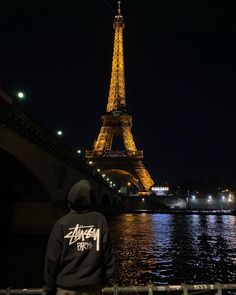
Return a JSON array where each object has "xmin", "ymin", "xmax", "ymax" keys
[
  {"xmin": 2, "ymin": 212, "xmax": 236, "ymax": 288},
  {"xmin": 109, "ymin": 213, "xmax": 236, "ymax": 286}
]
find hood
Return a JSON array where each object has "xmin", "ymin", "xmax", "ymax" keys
[{"xmin": 67, "ymin": 179, "xmax": 93, "ymax": 211}]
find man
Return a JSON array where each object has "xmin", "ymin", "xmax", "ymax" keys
[{"xmin": 44, "ymin": 179, "xmax": 116, "ymax": 295}]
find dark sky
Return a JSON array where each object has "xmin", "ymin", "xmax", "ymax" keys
[{"xmin": 1, "ymin": 1, "xmax": 236, "ymax": 187}]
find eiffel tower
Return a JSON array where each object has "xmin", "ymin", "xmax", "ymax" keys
[{"xmin": 86, "ymin": 2, "xmax": 154, "ymax": 194}]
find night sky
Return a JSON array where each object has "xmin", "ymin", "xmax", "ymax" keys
[{"xmin": 1, "ymin": 1, "xmax": 236, "ymax": 187}]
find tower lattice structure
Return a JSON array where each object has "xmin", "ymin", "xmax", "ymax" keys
[{"xmin": 86, "ymin": 2, "xmax": 154, "ymax": 193}]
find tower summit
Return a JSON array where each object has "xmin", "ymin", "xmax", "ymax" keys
[
  {"xmin": 107, "ymin": 1, "xmax": 126, "ymax": 113},
  {"xmin": 86, "ymin": 1, "xmax": 154, "ymax": 194}
]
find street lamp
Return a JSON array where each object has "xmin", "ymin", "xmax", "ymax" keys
[
  {"xmin": 185, "ymin": 197, "xmax": 189, "ymax": 209},
  {"xmin": 17, "ymin": 92, "xmax": 25, "ymax": 100},
  {"xmin": 127, "ymin": 182, "xmax": 131, "ymax": 195},
  {"xmin": 208, "ymin": 195, "xmax": 212, "ymax": 201},
  {"xmin": 207, "ymin": 195, "xmax": 212, "ymax": 210},
  {"xmin": 221, "ymin": 196, "xmax": 226, "ymax": 210}
]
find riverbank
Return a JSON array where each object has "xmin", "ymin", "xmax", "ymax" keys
[{"xmin": 119, "ymin": 208, "xmax": 236, "ymax": 215}]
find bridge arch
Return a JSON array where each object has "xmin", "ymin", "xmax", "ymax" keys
[
  {"xmin": 102, "ymin": 168, "xmax": 143, "ymax": 191},
  {"xmin": 0, "ymin": 147, "xmax": 49, "ymax": 201}
]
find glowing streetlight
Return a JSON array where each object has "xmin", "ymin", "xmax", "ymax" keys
[
  {"xmin": 207, "ymin": 195, "xmax": 212, "ymax": 202},
  {"xmin": 77, "ymin": 149, "xmax": 81, "ymax": 154},
  {"xmin": 17, "ymin": 92, "xmax": 25, "ymax": 100},
  {"xmin": 57, "ymin": 130, "xmax": 63, "ymax": 136},
  {"xmin": 127, "ymin": 182, "xmax": 131, "ymax": 195}
]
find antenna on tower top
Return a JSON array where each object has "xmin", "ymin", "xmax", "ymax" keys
[{"xmin": 118, "ymin": 1, "xmax": 121, "ymax": 15}]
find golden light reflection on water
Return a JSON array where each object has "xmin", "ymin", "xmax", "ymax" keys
[{"xmin": 109, "ymin": 213, "xmax": 236, "ymax": 285}]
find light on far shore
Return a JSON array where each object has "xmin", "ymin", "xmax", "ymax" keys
[{"xmin": 57, "ymin": 130, "xmax": 63, "ymax": 136}]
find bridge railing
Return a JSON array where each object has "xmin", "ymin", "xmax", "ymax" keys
[
  {"xmin": 1, "ymin": 284, "xmax": 236, "ymax": 295},
  {"xmin": 103, "ymin": 284, "xmax": 236, "ymax": 295},
  {"xmin": 0, "ymin": 290, "xmax": 45, "ymax": 295}
]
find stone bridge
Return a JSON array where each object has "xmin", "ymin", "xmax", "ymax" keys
[{"xmin": 0, "ymin": 87, "xmax": 120, "ymax": 233}]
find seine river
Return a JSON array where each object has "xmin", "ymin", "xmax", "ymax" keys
[
  {"xmin": 2, "ymin": 212, "xmax": 236, "ymax": 288},
  {"xmin": 109, "ymin": 213, "xmax": 236, "ymax": 286}
]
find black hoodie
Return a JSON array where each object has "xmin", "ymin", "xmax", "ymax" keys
[{"xmin": 44, "ymin": 180, "xmax": 116, "ymax": 291}]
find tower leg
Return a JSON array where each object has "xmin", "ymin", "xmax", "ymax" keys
[
  {"xmin": 93, "ymin": 127, "xmax": 111, "ymax": 151},
  {"xmin": 123, "ymin": 127, "xmax": 137, "ymax": 152},
  {"xmin": 134, "ymin": 161, "xmax": 154, "ymax": 191}
]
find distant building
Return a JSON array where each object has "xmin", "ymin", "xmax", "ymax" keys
[{"xmin": 151, "ymin": 186, "xmax": 169, "ymax": 196}]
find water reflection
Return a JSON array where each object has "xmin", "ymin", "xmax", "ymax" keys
[{"xmin": 109, "ymin": 214, "xmax": 236, "ymax": 285}]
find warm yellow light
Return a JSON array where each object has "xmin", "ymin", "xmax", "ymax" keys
[
  {"xmin": 84, "ymin": 7, "xmax": 155, "ymax": 194},
  {"xmin": 107, "ymin": 13, "xmax": 126, "ymax": 112}
]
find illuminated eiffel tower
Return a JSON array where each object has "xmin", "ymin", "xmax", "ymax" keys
[{"xmin": 86, "ymin": 1, "xmax": 154, "ymax": 194}]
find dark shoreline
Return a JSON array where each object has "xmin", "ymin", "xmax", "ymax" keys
[{"xmin": 119, "ymin": 209, "xmax": 236, "ymax": 215}]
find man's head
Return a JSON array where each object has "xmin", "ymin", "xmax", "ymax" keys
[{"xmin": 67, "ymin": 179, "xmax": 94, "ymax": 211}]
